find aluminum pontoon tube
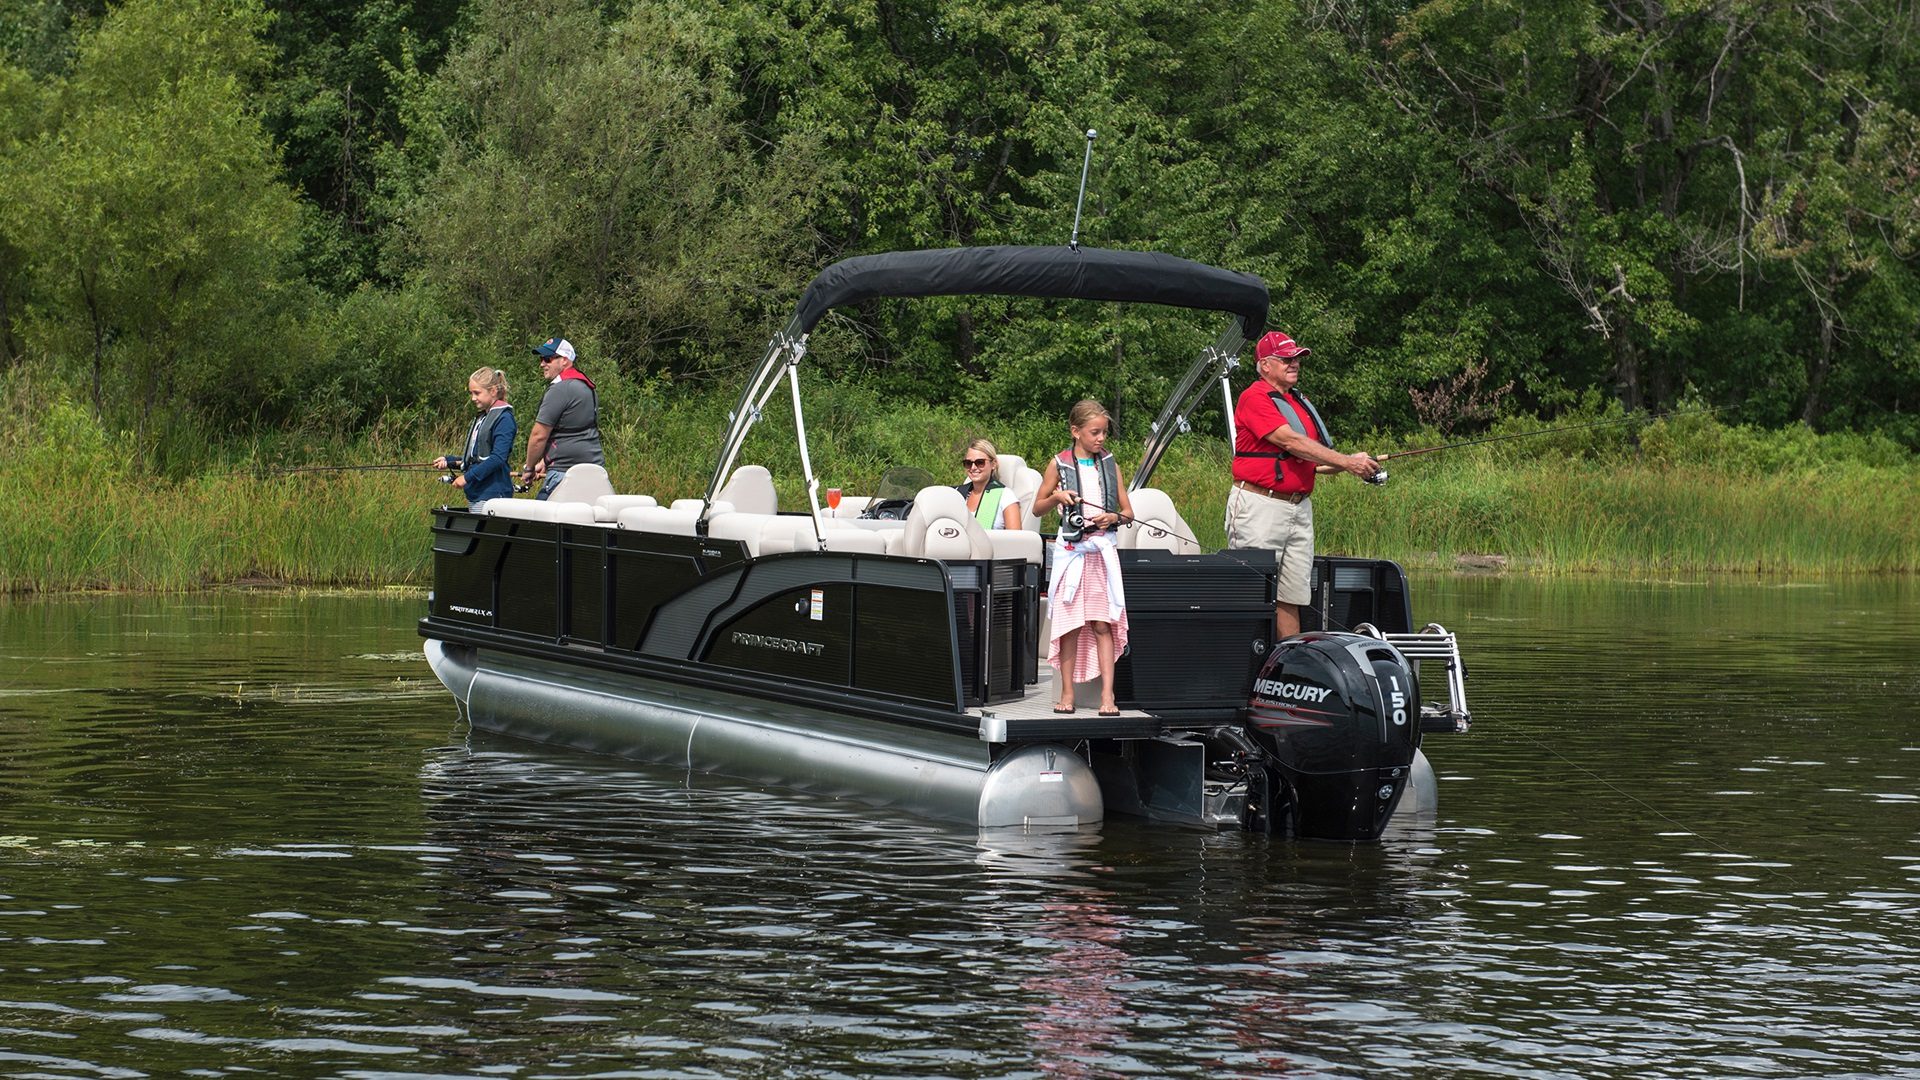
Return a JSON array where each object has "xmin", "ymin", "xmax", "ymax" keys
[{"xmin": 423, "ymin": 641, "xmax": 1102, "ymax": 828}]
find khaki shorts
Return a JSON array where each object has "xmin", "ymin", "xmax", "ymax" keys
[{"xmin": 1226, "ymin": 486, "xmax": 1314, "ymax": 605}]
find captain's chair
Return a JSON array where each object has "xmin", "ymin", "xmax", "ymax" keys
[
  {"xmin": 716, "ymin": 465, "xmax": 779, "ymax": 515},
  {"xmin": 893, "ymin": 486, "xmax": 994, "ymax": 560}
]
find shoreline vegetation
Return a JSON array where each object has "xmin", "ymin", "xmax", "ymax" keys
[
  {"xmin": 4, "ymin": 383, "xmax": 1914, "ymax": 595},
  {"xmin": 5, "ymin": 1, "xmax": 1917, "ymax": 599}
]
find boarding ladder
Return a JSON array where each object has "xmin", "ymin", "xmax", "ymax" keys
[{"xmin": 1353, "ymin": 622, "xmax": 1471, "ymax": 734}]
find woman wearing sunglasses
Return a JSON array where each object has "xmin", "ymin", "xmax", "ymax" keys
[{"xmin": 954, "ymin": 437, "xmax": 1023, "ymax": 531}]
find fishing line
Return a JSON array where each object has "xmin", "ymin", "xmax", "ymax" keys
[
  {"xmin": 1078, "ymin": 490, "xmax": 1796, "ymax": 882},
  {"xmin": 1379, "ymin": 406, "xmax": 1724, "ymax": 462},
  {"xmin": 1495, "ymin": 719, "xmax": 1804, "ymax": 888},
  {"xmin": 1065, "ymin": 496, "xmax": 1358, "ymax": 633}
]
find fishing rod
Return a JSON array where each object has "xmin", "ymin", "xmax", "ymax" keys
[
  {"xmin": 1063, "ymin": 496, "xmax": 1201, "ymax": 551},
  {"xmin": 1061, "ymin": 495, "xmax": 1373, "ymax": 635},
  {"xmin": 224, "ymin": 462, "xmax": 442, "ymax": 476},
  {"xmin": 1377, "ymin": 406, "xmax": 1721, "ymax": 463},
  {"xmin": 235, "ymin": 461, "xmax": 532, "ymax": 493}
]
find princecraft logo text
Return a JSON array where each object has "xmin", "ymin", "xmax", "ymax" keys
[
  {"xmin": 450, "ymin": 605, "xmax": 493, "ymax": 618},
  {"xmin": 1253, "ymin": 679, "xmax": 1332, "ymax": 704},
  {"xmin": 731, "ymin": 631, "xmax": 824, "ymax": 657}
]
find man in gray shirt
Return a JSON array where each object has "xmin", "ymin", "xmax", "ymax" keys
[{"xmin": 519, "ymin": 336, "xmax": 605, "ymax": 500}]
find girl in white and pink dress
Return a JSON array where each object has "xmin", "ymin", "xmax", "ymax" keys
[{"xmin": 1032, "ymin": 399, "xmax": 1133, "ymax": 716}]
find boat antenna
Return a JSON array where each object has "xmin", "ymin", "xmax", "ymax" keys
[{"xmin": 1068, "ymin": 128, "xmax": 1096, "ymax": 251}]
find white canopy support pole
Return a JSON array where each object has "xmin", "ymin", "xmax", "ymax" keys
[
  {"xmin": 1220, "ymin": 373, "xmax": 1237, "ymax": 447},
  {"xmin": 784, "ymin": 344, "xmax": 825, "ymax": 549},
  {"xmin": 706, "ymin": 333, "xmax": 805, "ymax": 522}
]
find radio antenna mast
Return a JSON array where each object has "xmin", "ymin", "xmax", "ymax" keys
[{"xmin": 1068, "ymin": 128, "xmax": 1097, "ymax": 250}]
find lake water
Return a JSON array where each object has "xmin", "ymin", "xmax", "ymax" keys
[{"xmin": 1, "ymin": 577, "xmax": 1916, "ymax": 1078}]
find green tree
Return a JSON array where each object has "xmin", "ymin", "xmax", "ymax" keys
[
  {"xmin": 0, "ymin": 62, "xmax": 48, "ymax": 368},
  {"xmin": 1379, "ymin": 0, "xmax": 1920, "ymax": 435},
  {"xmin": 260, "ymin": 0, "xmax": 464, "ymax": 292},
  {"xmin": 388, "ymin": 0, "xmax": 826, "ymax": 377},
  {"xmin": 4, "ymin": 0, "xmax": 303, "ymax": 445}
]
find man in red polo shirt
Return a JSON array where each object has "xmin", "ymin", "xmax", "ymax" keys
[{"xmin": 1228, "ymin": 330, "xmax": 1381, "ymax": 639}]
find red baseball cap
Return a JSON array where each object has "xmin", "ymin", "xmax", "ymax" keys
[{"xmin": 1256, "ymin": 331, "xmax": 1311, "ymax": 361}]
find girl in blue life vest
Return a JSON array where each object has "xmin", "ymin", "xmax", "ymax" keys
[
  {"xmin": 434, "ymin": 367, "xmax": 516, "ymax": 508},
  {"xmin": 1031, "ymin": 399, "xmax": 1133, "ymax": 717},
  {"xmin": 954, "ymin": 437, "xmax": 1023, "ymax": 530}
]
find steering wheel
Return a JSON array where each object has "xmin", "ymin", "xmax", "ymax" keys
[{"xmin": 859, "ymin": 498, "xmax": 915, "ymax": 521}]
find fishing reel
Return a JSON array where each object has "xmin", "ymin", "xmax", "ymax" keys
[
  {"xmin": 1364, "ymin": 468, "xmax": 1390, "ymax": 486},
  {"xmin": 1062, "ymin": 506, "xmax": 1088, "ymax": 531}
]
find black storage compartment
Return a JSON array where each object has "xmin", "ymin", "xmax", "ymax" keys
[
  {"xmin": 1114, "ymin": 549, "xmax": 1276, "ymax": 718},
  {"xmin": 1299, "ymin": 556, "xmax": 1414, "ymax": 635},
  {"xmin": 949, "ymin": 560, "xmax": 1026, "ymax": 707}
]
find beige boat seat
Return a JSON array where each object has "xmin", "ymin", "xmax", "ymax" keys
[
  {"xmin": 818, "ymin": 528, "xmax": 888, "ymax": 554},
  {"xmin": 546, "ymin": 463, "xmax": 614, "ymax": 505},
  {"xmin": 757, "ymin": 515, "xmax": 820, "ymax": 554},
  {"xmin": 717, "ymin": 465, "xmax": 779, "ymax": 515},
  {"xmin": 822, "ymin": 494, "xmax": 874, "ymax": 518},
  {"xmin": 593, "ymin": 494, "xmax": 657, "ymax": 521},
  {"xmin": 995, "ymin": 454, "xmax": 1045, "ymax": 534},
  {"xmin": 985, "ymin": 529, "xmax": 1043, "ymax": 565},
  {"xmin": 706, "ymin": 511, "xmax": 777, "ymax": 555},
  {"xmin": 487, "ymin": 498, "xmax": 595, "ymax": 524},
  {"xmin": 1118, "ymin": 487, "xmax": 1201, "ymax": 554},
  {"xmin": 616, "ymin": 501, "xmax": 730, "ymax": 536},
  {"xmin": 893, "ymin": 486, "xmax": 993, "ymax": 560}
]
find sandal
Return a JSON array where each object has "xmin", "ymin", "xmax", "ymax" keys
[
  {"xmin": 1053, "ymin": 706, "xmax": 1076, "ymax": 715},
  {"xmin": 1098, "ymin": 707, "xmax": 1121, "ymax": 717}
]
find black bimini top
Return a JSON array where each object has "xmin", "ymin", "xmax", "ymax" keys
[{"xmin": 788, "ymin": 245, "xmax": 1269, "ymax": 337}]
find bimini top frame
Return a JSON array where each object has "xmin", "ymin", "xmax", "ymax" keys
[{"xmin": 704, "ymin": 245, "xmax": 1270, "ymax": 531}]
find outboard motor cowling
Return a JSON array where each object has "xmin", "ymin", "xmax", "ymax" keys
[{"xmin": 1245, "ymin": 632, "xmax": 1421, "ymax": 842}]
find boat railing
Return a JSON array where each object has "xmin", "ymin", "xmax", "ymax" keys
[{"xmin": 1353, "ymin": 622, "xmax": 1472, "ymax": 734}]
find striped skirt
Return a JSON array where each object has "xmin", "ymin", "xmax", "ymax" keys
[{"xmin": 1048, "ymin": 550, "xmax": 1129, "ymax": 685}]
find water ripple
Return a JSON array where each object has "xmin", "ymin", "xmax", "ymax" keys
[{"xmin": 0, "ymin": 585, "xmax": 1915, "ymax": 1077}]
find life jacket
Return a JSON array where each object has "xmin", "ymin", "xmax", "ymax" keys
[
  {"xmin": 956, "ymin": 479, "xmax": 1006, "ymax": 529},
  {"xmin": 463, "ymin": 402, "xmax": 514, "ymax": 469},
  {"xmin": 1234, "ymin": 388, "xmax": 1331, "ymax": 486},
  {"xmin": 542, "ymin": 365, "xmax": 602, "ymax": 461},
  {"xmin": 1054, "ymin": 449, "xmax": 1120, "ymax": 544}
]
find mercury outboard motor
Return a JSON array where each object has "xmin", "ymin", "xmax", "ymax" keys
[{"xmin": 1244, "ymin": 632, "xmax": 1421, "ymax": 842}]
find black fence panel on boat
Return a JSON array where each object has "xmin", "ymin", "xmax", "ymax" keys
[
  {"xmin": 1115, "ymin": 549, "xmax": 1277, "ymax": 719},
  {"xmin": 1301, "ymin": 557, "xmax": 1414, "ymax": 635},
  {"xmin": 430, "ymin": 512, "xmax": 497, "ymax": 628},
  {"xmin": 560, "ymin": 527, "xmax": 605, "ymax": 646},
  {"xmin": 496, "ymin": 526, "xmax": 559, "ymax": 640},
  {"xmin": 610, "ymin": 532, "xmax": 747, "ymax": 652}
]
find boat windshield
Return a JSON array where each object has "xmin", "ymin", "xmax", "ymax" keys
[{"xmin": 873, "ymin": 466, "xmax": 937, "ymax": 502}]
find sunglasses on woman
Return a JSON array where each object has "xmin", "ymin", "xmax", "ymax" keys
[{"xmin": 962, "ymin": 457, "xmax": 991, "ymax": 468}]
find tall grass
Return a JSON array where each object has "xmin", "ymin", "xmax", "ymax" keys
[{"xmin": 3, "ymin": 378, "xmax": 1915, "ymax": 593}]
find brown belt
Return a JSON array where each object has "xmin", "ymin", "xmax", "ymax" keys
[{"xmin": 1234, "ymin": 480, "xmax": 1308, "ymax": 504}]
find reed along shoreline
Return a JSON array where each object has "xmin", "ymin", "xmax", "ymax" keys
[{"xmin": 4, "ymin": 394, "xmax": 1915, "ymax": 594}]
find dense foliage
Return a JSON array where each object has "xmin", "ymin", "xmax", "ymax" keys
[{"xmin": 1, "ymin": 0, "xmax": 1915, "ymax": 462}]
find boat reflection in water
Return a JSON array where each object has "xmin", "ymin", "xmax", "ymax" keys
[{"xmin": 421, "ymin": 246, "xmax": 1471, "ymax": 840}]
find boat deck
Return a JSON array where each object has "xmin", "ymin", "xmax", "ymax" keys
[{"xmin": 967, "ymin": 669, "xmax": 1162, "ymax": 740}]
